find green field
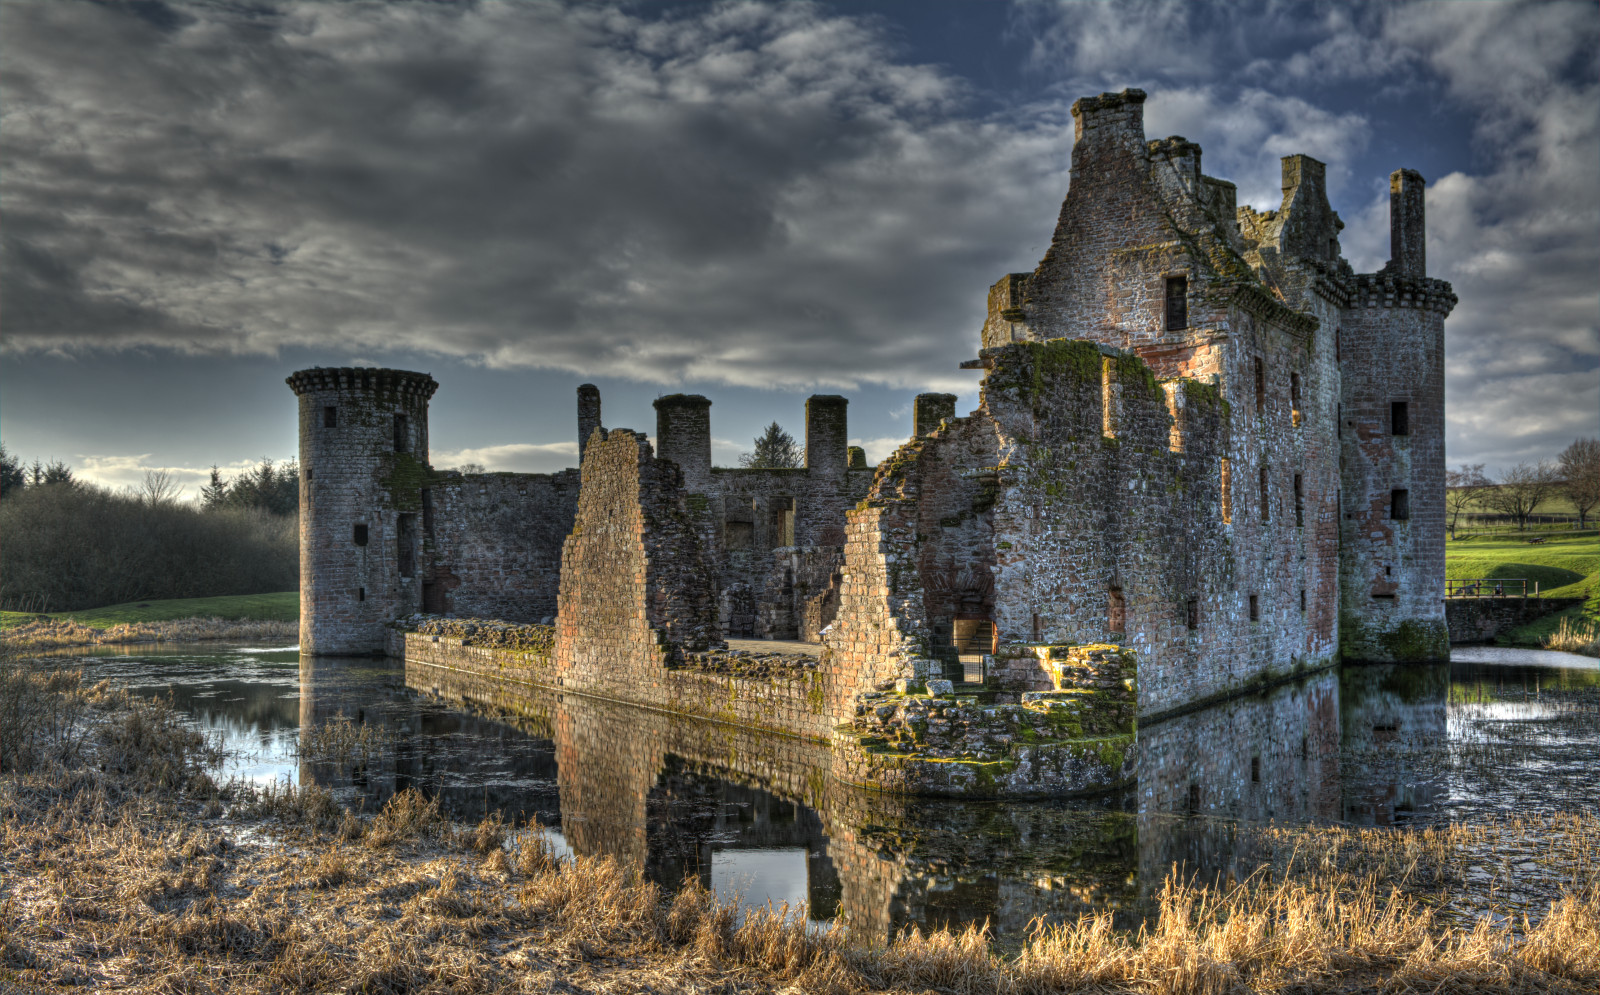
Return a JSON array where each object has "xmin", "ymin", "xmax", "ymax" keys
[
  {"xmin": 1444, "ymin": 532, "xmax": 1599, "ymax": 599},
  {"xmin": 0, "ymin": 591, "xmax": 298, "ymax": 631}
]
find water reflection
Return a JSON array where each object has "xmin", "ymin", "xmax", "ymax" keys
[{"xmin": 49, "ymin": 645, "xmax": 1599, "ymax": 944}]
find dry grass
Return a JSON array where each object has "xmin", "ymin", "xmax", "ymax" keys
[
  {"xmin": 2, "ymin": 657, "xmax": 1597, "ymax": 993},
  {"xmin": 1544, "ymin": 615, "xmax": 1600, "ymax": 656},
  {"xmin": 0, "ymin": 616, "xmax": 297, "ymax": 650}
]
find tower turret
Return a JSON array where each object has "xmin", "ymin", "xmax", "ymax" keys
[{"xmin": 288, "ymin": 367, "xmax": 438, "ymax": 656}]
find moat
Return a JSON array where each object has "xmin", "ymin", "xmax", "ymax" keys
[{"xmin": 46, "ymin": 643, "xmax": 1600, "ymax": 944}]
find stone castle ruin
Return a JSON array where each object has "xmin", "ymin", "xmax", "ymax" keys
[{"xmin": 290, "ymin": 89, "xmax": 1452, "ymax": 797}]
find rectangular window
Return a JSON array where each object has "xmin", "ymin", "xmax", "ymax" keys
[
  {"xmin": 1165, "ymin": 276, "xmax": 1188, "ymax": 330},
  {"xmin": 1108, "ymin": 589, "xmax": 1125, "ymax": 634},
  {"xmin": 393, "ymin": 413, "xmax": 408, "ymax": 452},
  {"xmin": 1260, "ymin": 466, "xmax": 1270, "ymax": 522},
  {"xmin": 1251, "ymin": 756, "xmax": 1260, "ymax": 783},
  {"xmin": 1290, "ymin": 372, "xmax": 1302, "ymax": 427},
  {"xmin": 1391, "ymin": 488, "xmax": 1410, "ymax": 521},
  {"xmin": 1249, "ymin": 594, "xmax": 1260, "ymax": 621},
  {"xmin": 1220, "ymin": 458, "xmax": 1232, "ymax": 524},
  {"xmin": 1299, "ymin": 589, "xmax": 1307, "ymax": 612},
  {"xmin": 397, "ymin": 513, "xmax": 417, "ymax": 577},
  {"xmin": 353, "ymin": 523, "xmax": 368, "ymax": 546},
  {"xmin": 1391, "ymin": 401, "xmax": 1410, "ymax": 436},
  {"xmin": 1254, "ymin": 357, "xmax": 1265, "ymax": 414},
  {"xmin": 1186, "ymin": 598, "xmax": 1199, "ymax": 630},
  {"xmin": 323, "ymin": 406, "xmax": 338, "ymax": 428},
  {"xmin": 421, "ymin": 488, "xmax": 434, "ymax": 535},
  {"xmin": 1294, "ymin": 473, "xmax": 1304, "ymax": 528},
  {"xmin": 1187, "ymin": 783, "xmax": 1200, "ymax": 815},
  {"xmin": 358, "ymin": 587, "xmax": 365, "ymax": 602},
  {"xmin": 769, "ymin": 498, "xmax": 795, "ymax": 548}
]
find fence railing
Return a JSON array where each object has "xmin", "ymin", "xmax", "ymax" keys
[{"xmin": 1445, "ymin": 578, "xmax": 1538, "ymax": 598}]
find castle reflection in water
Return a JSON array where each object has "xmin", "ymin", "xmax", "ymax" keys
[{"xmin": 289, "ymin": 655, "xmax": 1587, "ymax": 944}]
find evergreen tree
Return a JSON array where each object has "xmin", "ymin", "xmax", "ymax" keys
[
  {"xmin": 738, "ymin": 422, "xmax": 802, "ymax": 468},
  {"xmin": 0, "ymin": 444, "xmax": 23, "ymax": 498}
]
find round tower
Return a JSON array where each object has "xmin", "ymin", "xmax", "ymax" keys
[{"xmin": 287, "ymin": 367, "xmax": 439, "ymax": 656}]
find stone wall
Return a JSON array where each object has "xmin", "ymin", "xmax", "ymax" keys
[
  {"xmin": 1445, "ymin": 596, "xmax": 1584, "ymax": 645},
  {"xmin": 423, "ymin": 470, "xmax": 579, "ymax": 621}
]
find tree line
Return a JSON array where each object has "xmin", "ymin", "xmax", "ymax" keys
[
  {"xmin": 0, "ymin": 445, "xmax": 299, "ymax": 613},
  {"xmin": 1445, "ymin": 438, "xmax": 1600, "ymax": 535}
]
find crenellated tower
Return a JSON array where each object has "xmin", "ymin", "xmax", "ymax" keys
[
  {"xmin": 1337, "ymin": 170, "xmax": 1455, "ymax": 660},
  {"xmin": 288, "ymin": 367, "xmax": 438, "ymax": 655}
]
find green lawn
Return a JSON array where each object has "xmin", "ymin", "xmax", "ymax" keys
[
  {"xmin": 0, "ymin": 591, "xmax": 298, "ymax": 631},
  {"xmin": 1445, "ymin": 533, "xmax": 1599, "ymax": 599}
]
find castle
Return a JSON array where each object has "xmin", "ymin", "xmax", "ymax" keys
[{"xmin": 289, "ymin": 89, "xmax": 1453, "ymax": 796}]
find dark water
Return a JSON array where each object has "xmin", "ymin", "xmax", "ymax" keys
[{"xmin": 42, "ymin": 643, "xmax": 1600, "ymax": 943}]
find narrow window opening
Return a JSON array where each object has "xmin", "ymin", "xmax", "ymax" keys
[
  {"xmin": 306, "ymin": 468, "xmax": 314, "ymax": 481},
  {"xmin": 1253, "ymin": 357, "xmax": 1265, "ymax": 414},
  {"xmin": 1031, "ymin": 612, "xmax": 1042, "ymax": 641},
  {"xmin": 1290, "ymin": 372, "xmax": 1302, "ymax": 427},
  {"xmin": 1187, "ymin": 783, "xmax": 1201, "ymax": 815},
  {"xmin": 1299, "ymin": 589, "xmax": 1307, "ymax": 612},
  {"xmin": 1220, "ymin": 458, "xmax": 1232, "ymax": 524},
  {"xmin": 1108, "ymin": 589, "xmax": 1126, "ymax": 634},
  {"xmin": 421, "ymin": 488, "xmax": 434, "ymax": 536},
  {"xmin": 1101, "ymin": 358, "xmax": 1119, "ymax": 438},
  {"xmin": 1249, "ymin": 594, "xmax": 1260, "ymax": 621},
  {"xmin": 1386, "ymin": 565, "xmax": 1392, "ymax": 576},
  {"xmin": 1186, "ymin": 598, "xmax": 1199, "ymax": 630},
  {"xmin": 323, "ymin": 406, "xmax": 337, "ymax": 428},
  {"xmin": 1165, "ymin": 276, "xmax": 1188, "ymax": 330},
  {"xmin": 353, "ymin": 523, "xmax": 368, "ymax": 546},
  {"xmin": 1260, "ymin": 466, "xmax": 1270, "ymax": 522},
  {"xmin": 393, "ymin": 413, "xmax": 408, "ymax": 452},
  {"xmin": 1294, "ymin": 473, "xmax": 1304, "ymax": 528},
  {"xmin": 397, "ymin": 514, "xmax": 417, "ymax": 577},
  {"xmin": 769, "ymin": 497, "xmax": 795, "ymax": 549},
  {"xmin": 358, "ymin": 587, "xmax": 365, "ymax": 602},
  {"xmin": 1334, "ymin": 328, "xmax": 1340, "ymax": 362},
  {"xmin": 1251, "ymin": 757, "xmax": 1261, "ymax": 783},
  {"xmin": 1391, "ymin": 401, "xmax": 1410, "ymax": 436},
  {"xmin": 1391, "ymin": 489, "xmax": 1410, "ymax": 521},
  {"xmin": 1301, "ymin": 735, "xmax": 1308, "ymax": 759}
]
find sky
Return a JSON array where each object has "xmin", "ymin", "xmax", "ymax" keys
[{"xmin": 2, "ymin": 0, "xmax": 1595, "ymax": 497}]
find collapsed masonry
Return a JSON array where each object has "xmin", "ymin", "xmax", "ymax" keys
[{"xmin": 292, "ymin": 88, "xmax": 1452, "ymax": 797}]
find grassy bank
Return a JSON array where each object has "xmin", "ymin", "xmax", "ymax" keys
[
  {"xmin": 1444, "ymin": 533, "xmax": 1598, "ymax": 599},
  {"xmin": 2, "ymin": 657, "xmax": 1597, "ymax": 994},
  {"xmin": 0, "ymin": 591, "xmax": 297, "ymax": 631}
]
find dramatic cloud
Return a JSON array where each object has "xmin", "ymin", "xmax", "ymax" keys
[
  {"xmin": 1, "ymin": 0, "xmax": 1070, "ymax": 394},
  {"xmin": 1, "ymin": 0, "xmax": 1593, "ymax": 474}
]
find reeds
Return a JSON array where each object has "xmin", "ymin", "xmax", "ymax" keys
[
  {"xmin": 0, "ymin": 615, "xmax": 298, "ymax": 649},
  {"xmin": 1544, "ymin": 615, "xmax": 1600, "ymax": 656},
  {"xmin": 3, "ymin": 662, "xmax": 1598, "ymax": 994}
]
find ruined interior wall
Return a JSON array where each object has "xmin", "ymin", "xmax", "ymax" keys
[
  {"xmin": 424, "ymin": 470, "xmax": 579, "ymax": 622},
  {"xmin": 1338, "ymin": 282, "xmax": 1451, "ymax": 661},
  {"xmin": 705, "ymin": 466, "xmax": 872, "ymax": 637}
]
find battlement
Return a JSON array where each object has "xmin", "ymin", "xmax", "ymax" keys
[
  {"xmin": 1350, "ymin": 272, "xmax": 1458, "ymax": 315},
  {"xmin": 286, "ymin": 366, "xmax": 438, "ymax": 399},
  {"xmin": 1070, "ymin": 87, "xmax": 1147, "ymax": 143}
]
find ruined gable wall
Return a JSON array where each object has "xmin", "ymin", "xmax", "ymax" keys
[
  {"xmin": 424, "ymin": 470, "xmax": 579, "ymax": 622},
  {"xmin": 1024, "ymin": 90, "xmax": 1175, "ymax": 343}
]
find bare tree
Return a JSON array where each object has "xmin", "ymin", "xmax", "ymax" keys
[
  {"xmin": 1558, "ymin": 438, "xmax": 1599, "ymax": 529},
  {"xmin": 137, "ymin": 469, "xmax": 181, "ymax": 508},
  {"xmin": 1484, "ymin": 460, "xmax": 1560, "ymax": 530},
  {"xmin": 1444, "ymin": 463, "xmax": 1491, "ymax": 538}
]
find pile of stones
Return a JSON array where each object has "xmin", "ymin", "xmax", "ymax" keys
[
  {"xmin": 405, "ymin": 614, "xmax": 556, "ymax": 654},
  {"xmin": 679, "ymin": 647, "xmax": 820, "ymax": 680}
]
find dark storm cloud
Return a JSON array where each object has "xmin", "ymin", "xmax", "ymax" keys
[{"xmin": 1, "ymin": 0, "xmax": 1072, "ymax": 391}]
